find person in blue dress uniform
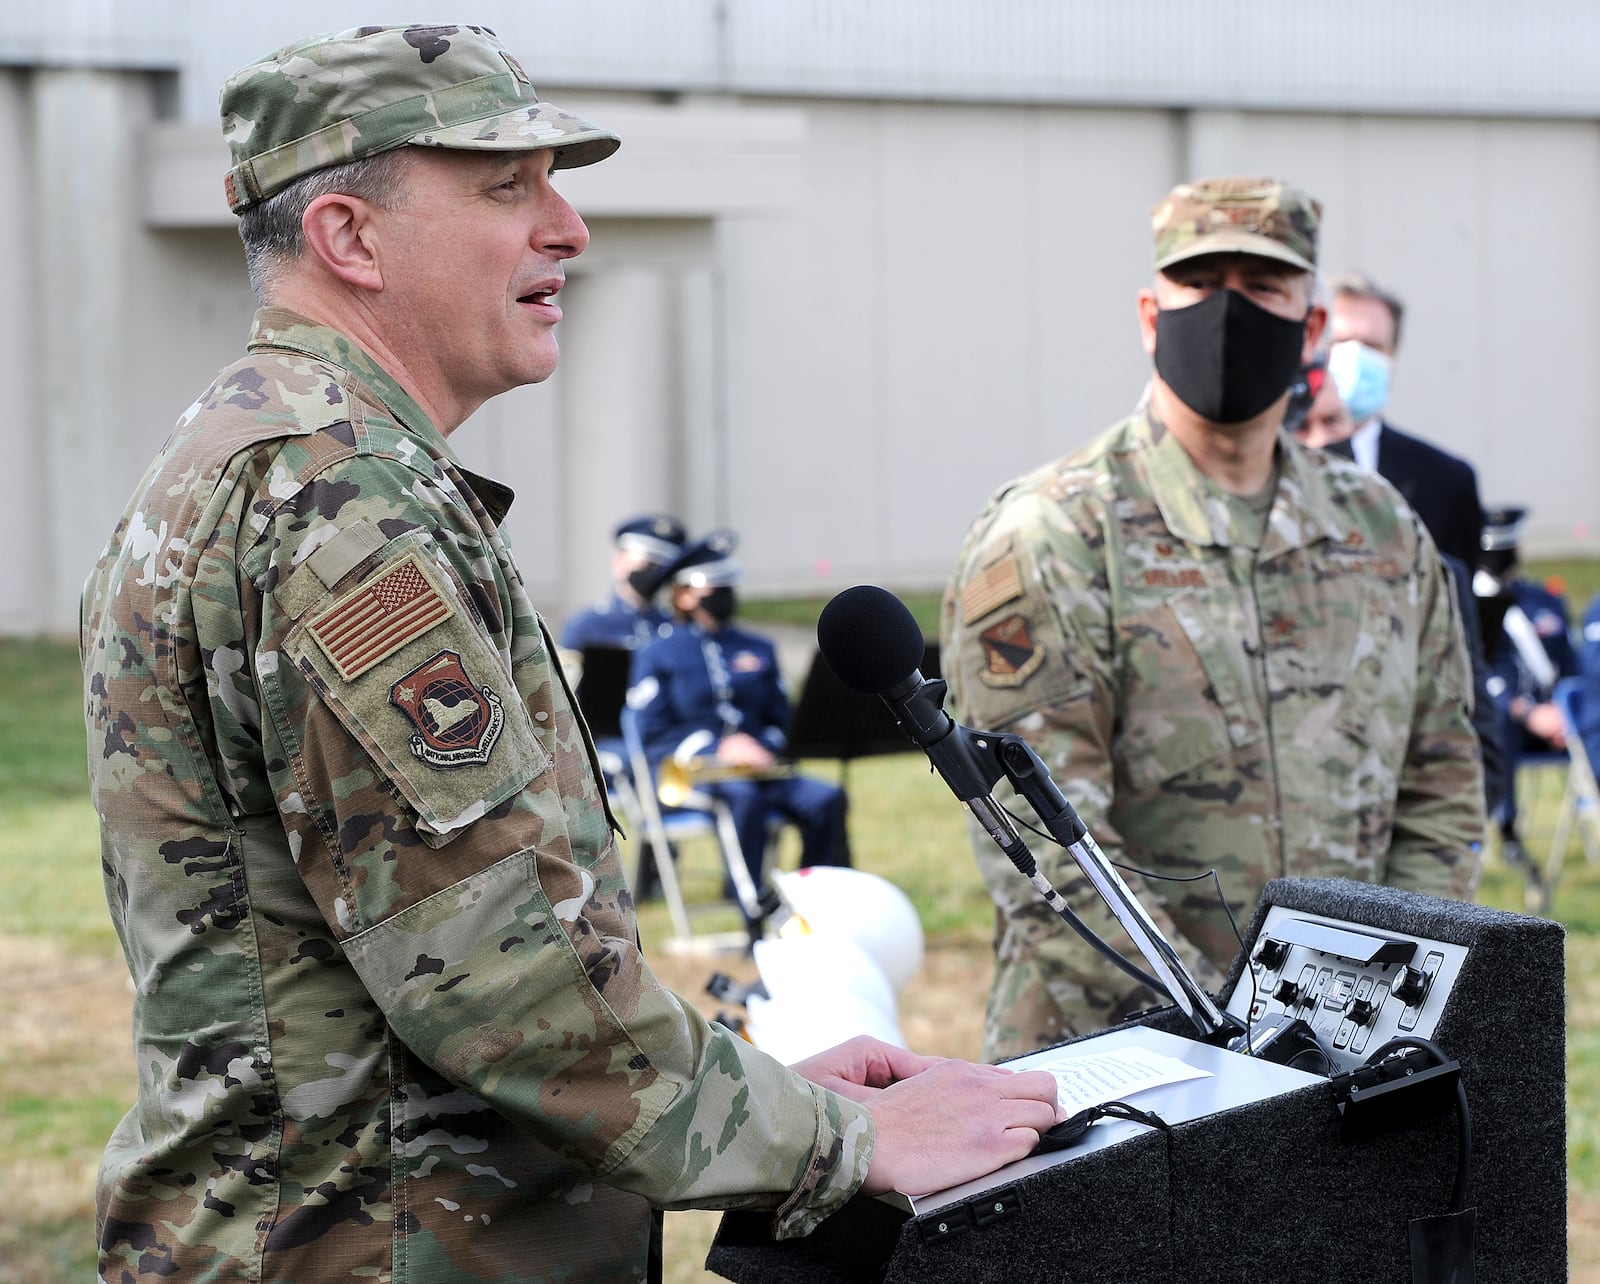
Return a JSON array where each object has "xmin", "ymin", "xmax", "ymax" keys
[
  {"xmin": 1476, "ymin": 505, "xmax": 1577, "ymax": 884},
  {"xmin": 560, "ymin": 514, "xmax": 688, "ymax": 651},
  {"xmin": 628, "ymin": 532, "xmax": 851, "ymax": 897}
]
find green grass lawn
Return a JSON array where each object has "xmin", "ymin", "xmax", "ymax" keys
[{"xmin": 5, "ymin": 619, "xmax": 1598, "ymax": 1281}]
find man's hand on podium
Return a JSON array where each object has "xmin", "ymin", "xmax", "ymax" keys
[{"xmin": 789, "ymin": 1036, "xmax": 1063, "ymax": 1197}]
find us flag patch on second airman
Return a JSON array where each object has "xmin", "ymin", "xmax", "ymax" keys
[{"xmin": 961, "ymin": 555, "xmax": 1024, "ymax": 625}]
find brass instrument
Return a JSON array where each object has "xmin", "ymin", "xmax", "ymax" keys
[{"xmin": 656, "ymin": 755, "xmax": 796, "ymax": 808}]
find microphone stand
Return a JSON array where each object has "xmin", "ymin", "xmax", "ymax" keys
[
  {"xmin": 988, "ymin": 730, "xmax": 1242, "ymax": 1045},
  {"xmin": 896, "ymin": 671, "xmax": 1240, "ymax": 1044}
]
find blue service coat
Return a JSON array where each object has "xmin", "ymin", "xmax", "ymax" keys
[
  {"xmin": 560, "ymin": 593, "xmax": 674, "ymax": 651},
  {"xmin": 629, "ymin": 622, "xmax": 790, "ymax": 767},
  {"xmin": 1576, "ymin": 593, "xmax": 1600, "ymax": 772},
  {"xmin": 1487, "ymin": 577, "xmax": 1576, "ymax": 712}
]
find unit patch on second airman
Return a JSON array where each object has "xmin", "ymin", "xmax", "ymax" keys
[
  {"xmin": 959, "ymin": 552, "xmax": 1047, "ymax": 689},
  {"xmin": 977, "ymin": 613, "xmax": 1046, "ymax": 688}
]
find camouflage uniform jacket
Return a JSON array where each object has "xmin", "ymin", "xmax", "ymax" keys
[
  {"xmin": 81, "ymin": 309, "xmax": 872, "ymax": 1283},
  {"xmin": 942, "ymin": 408, "xmax": 1485, "ymax": 1058}
]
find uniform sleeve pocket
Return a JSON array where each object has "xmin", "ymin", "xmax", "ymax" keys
[
  {"xmin": 284, "ymin": 543, "xmax": 551, "ymax": 847},
  {"xmin": 952, "ymin": 604, "xmax": 1091, "ymax": 734}
]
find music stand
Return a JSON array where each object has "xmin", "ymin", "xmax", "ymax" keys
[
  {"xmin": 574, "ymin": 645, "xmax": 633, "ymax": 741},
  {"xmin": 786, "ymin": 643, "xmax": 942, "ymax": 787}
]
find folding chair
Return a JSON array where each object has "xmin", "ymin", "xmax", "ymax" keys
[
  {"xmin": 1545, "ymin": 677, "xmax": 1600, "ymax": 893},
  {"xmin": 618, "ymin": 704, "xmax": 772, "ymax": 952}
]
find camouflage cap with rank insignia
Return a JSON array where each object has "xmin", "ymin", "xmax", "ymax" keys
[
  {"xmin": 220, "ymin": 24, "xmax": 620, "ymax": 214},
  {"xmin": 1150, "ymin": 175, "xmax": 1321, "ymax": 274}
]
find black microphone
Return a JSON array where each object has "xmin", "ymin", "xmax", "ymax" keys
[
  {"xmin": 816, "ymin": 585, "xmax": 1037, "ymax": 866},
  {"xmin": 818, "ymin": 585, "xmax": 1236, "ymax": 1035}
]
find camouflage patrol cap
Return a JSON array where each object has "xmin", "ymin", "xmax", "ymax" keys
[
  {"xmin": 1150, "ymin": 175, "xmax": 1321, "ymax": 274},
  {"xmin": 221, "ymin": 24, "xmax": 620, "ymax": 214}
]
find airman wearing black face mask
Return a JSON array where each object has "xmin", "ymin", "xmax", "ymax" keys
[
  {"xmin": 560, "ymin": 513, "xmax": 688, "ymax": 652},
  {"xmin": 1138, "ymin": 177, "xmax": 1325, "ymax": 472},
  {"xmin": 627, "ymin": 531, "xmax": 853, "ymax": 901},
  {"xmin": 943, "ymin": 174, "xmax": 1485, "ymax": 1060}
]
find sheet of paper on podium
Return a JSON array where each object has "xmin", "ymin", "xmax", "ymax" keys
[
  {"xmin": 1037, "ymin": 1042, "xmax": 1211, "ymax": 1114},
  {"xmin": 886, "ymin": 1025, "xmax": 1323, "ymax": 1216}
]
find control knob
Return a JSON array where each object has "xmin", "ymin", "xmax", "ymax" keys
[
  {"xmin": 1255, "ymin": 937, "xmax": 1289, "ymax": 970},
  {"xmin": 1391, "ymin": 966, "xmax": 1428, "ymax": 1006}
]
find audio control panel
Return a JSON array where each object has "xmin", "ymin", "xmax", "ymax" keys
[{"xmin": 1222, "ymin": 907, "xmax": 1469, "ymax": 1074}]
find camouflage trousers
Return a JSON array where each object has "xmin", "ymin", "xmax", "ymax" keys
[{"xmin": 980, "ymin": 905, "xmax": 1226, "ymax": 1063}]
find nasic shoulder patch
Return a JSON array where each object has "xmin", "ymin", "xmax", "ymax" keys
[{"xmin": 977, "ymin": 612, "xmax": 1047, "ymax": 688}]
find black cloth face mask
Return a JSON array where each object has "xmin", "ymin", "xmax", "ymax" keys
[
  {"xmin": 626, "ymin": 567, "xmax": 662, "ymax": 601},
  {"xmin": 700, "ymin": 586, "xmax": 738, "ymax": 624},
  {"xmin": 1153, "ymin": 287, "xmax": 1309, "ymax": 425}
]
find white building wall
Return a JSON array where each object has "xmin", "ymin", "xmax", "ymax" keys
[
  {"xmin": 23, "ymin": 1, "xmax": 1586, "ymax": 119},
  {"xmin": 0, "ymin": 68, "xmax": 44, "ymax": 632},
  {"xmin": 2, "ymin": 4, "xmax": 1599, "ymax": 631},
  {"xmin": 712, "ymin": 99, "xmax": 1178, "ymax": 595}
]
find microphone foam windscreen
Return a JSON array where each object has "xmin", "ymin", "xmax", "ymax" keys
[{"xmin": 816, "ymin": 585, "xmax": 927, "ymax": 694}]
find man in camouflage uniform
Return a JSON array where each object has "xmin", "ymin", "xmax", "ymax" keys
[
  {"xmin": 942, "ymin": 176, "xmax": 1485, "ymax": 1062},
  {"xmin": 81, "ymin": 26, "xmax": 1059, "ymax": 1283}
]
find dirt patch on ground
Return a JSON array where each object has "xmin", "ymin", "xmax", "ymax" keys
[{"xmin": 0, "ymin": 933, "xmax": 135, "ymax": 1279}]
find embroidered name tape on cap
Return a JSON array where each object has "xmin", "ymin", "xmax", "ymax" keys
[{"xmin": 307, "ymin": 550, "xmax": 456, "ymax": 681}]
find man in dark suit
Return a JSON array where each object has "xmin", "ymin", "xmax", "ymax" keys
[
  {"xmin": 1293, "ymin": 364, "xmax": 1508, "ymax": 822},
  {"xmin": 1328, "ymin": 273, "xmax": 1485, "ymax": 570}
]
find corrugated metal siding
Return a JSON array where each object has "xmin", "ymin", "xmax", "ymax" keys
[{"xmin": 7, "ymin": 1, "xmax": 1599, "ymax": 118}]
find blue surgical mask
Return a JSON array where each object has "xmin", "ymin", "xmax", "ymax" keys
[{"xmin": 1327, "ymin": 340, "xmax": 1392, "ymax": 424}]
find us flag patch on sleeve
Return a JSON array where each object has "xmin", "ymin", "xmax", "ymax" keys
[
  {"xmin": 307, "ymin": 550, "xmax": 456, "ymax": 681},
  {"xmin": 962, "ymin": 557, "xmax": 1024, "ymax": 624}
]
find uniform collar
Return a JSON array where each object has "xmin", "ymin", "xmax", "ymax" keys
[
  {"xmin": 248, "ymin": 307, "xmax": 515, "ymax": 523},
  {"xmin": 249, "ymin": 308, "xmax": 448, "ymax": 449},
  {"xmin": 1134, "ymin": 405, "xmax": 1349, "ymax": 555}
]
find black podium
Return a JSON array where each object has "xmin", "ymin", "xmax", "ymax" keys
[{"xmin": 708, "ymin": 879, "xmax": 1567, "ymax": 1283}]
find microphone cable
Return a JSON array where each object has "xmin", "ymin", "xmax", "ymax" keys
[
  {"xmin": 1003, "ymin": 804, "xmax": 1259, "ymax": 1021},
  {"xmin": 1031, "ymin": 1098, "xmax": 1173, "ymax": 1155}
]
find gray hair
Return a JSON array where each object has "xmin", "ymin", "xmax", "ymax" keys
[
  {"xmin": 1329, "ymin": 271, "xmax": 1406, "ymax": 351},
  {"xmin": 237, "ymin": 149, "xmax": 417, "ymax": 303}
]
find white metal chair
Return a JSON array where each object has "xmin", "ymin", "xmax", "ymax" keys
[{"xmin": 617, "ymin": 704, "xmax": 771, "ymax": 951}]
